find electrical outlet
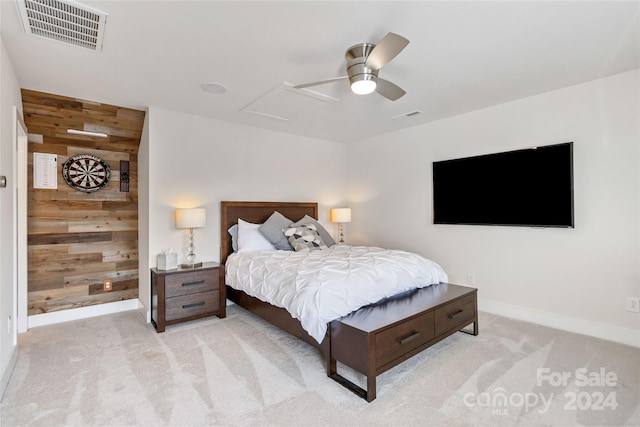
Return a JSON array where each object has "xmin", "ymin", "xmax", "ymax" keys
[
  {"xmin": 467, "ymin": 273, "xmax": 476, "ymax": 286},
  {"xmin": 103, "ymin": 279, "xmax": 113, "ymax": 291},
  {"xmin": 7, "ymin": 316, "xmax": 11, "ymax": 334},
  {"xmin": 627, "ymin": 297, "xmax": 640, "ymax": 313}
]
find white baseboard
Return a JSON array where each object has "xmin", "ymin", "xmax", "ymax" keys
[
  {"xmin": 0, "ymin": 347, "xmax": 18, "ymax": 402},
  {"xmin": 28, "ymin": 299, "xmax": 141, "ymax": 329},
  {"xmin": 479, "ymin": 298, "xmax": 640, "ymax": 348},
  {"xmin": 137, "ymin": 301, "xmax": 151, "ymax": 323}
]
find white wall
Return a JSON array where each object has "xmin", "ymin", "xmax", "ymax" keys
[
  {"xmin": 346, "ymin": 70, "xmax": 640, "ymax": 346},
  {"xmin": 137, "ymin": 112, "xmax": 150, "ymax": 319},
  {"xmin": 0, "ymin": 34, "xmax": 23, "ymax": 395},
  {"xmin": 143, "ymin": 107, "xmax": 348, "ymax": 318}
]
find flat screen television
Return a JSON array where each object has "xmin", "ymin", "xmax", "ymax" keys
[{"xmin": 432, "ymin": 142, "xmax": 574, "ymax": 228}]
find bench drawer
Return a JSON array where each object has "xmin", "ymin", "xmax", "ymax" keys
[
  {"xmin": 375, "ymin": 311, "xmax": 435, "ymax": 368},
  {"xmin": 434, "ymin": 294, "xmax": 476, "ymax": 336}
]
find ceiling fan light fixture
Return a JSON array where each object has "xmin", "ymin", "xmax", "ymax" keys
[
  {"xmin": 294, "ymin": 33, "xmax": 408, "ymax": 100},
  {"xmin": 350, "ymin": 76, "xmax": 377, "ymax": 95}
]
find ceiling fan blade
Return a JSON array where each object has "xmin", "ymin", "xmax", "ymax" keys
[
  {"xmin": 293, "ymin": 76, "xmax": 348, "ymax": 89},
  {"xmin": 365, "ymin": 32, "xmax": 409, "ymax": 70},
  {"xmin": 375, "ymin": 78, "xmax": 406, "ymax": 101}
]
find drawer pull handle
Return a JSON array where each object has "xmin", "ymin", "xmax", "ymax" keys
[
  {"xmin": 182, "ymin": 301, "xmax": 205, "ymax": 309},
  {"xmin": 398, "ymin": 331, "xmax": 420, "ymax": 345},
  {"xmin": 182, "ymin": 280, "xmax": 205, "ymax": 287},
  {"xmin": 448, "ymin": 309, "xmax": 464, "ymax": 319}
]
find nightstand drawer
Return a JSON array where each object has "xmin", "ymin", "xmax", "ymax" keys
[
  {"xmin": 375, "ymin": 311, "xmax": 435, "ymax": 368},
  {"xmin": 165, "ymin": 270, "xmax": 218, "ymax": 298},
  {"xmin": 434, "ymin": 294, "xmax": 476, "ymax": 336},
  {"xmin": 165, "ymin": 291, "xmax": 220, "ymax": 321}
]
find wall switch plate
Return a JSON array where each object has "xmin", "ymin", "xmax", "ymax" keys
[
  {"xmin": 467, "ymin": 273, "xmax": 476, "ymax": 286},
  {"xmin": 103, "ymin": 279, "xmax": 113, "ymax": 291},
  {"xmin": 627, "ymin": 297, "xmax": 640, "ymax": 313}
]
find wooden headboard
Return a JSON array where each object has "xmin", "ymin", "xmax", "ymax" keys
[{"xmin": 220, "ymin": 201, "xmax": 318, "ymax": 264}]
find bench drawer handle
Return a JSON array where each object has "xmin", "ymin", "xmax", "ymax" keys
[
  {"xmin": 448, "ymin": 309, "xmax": 464, "ymax": 319},
  {"xmin": 398, "ymin": 331, "xmax": 420, "ymax": 345},
  {"xmin": 182, "ymin": 301, "xmax": 205, "ymax": 309},
  {"xmin": 182, "ymin": 280, "xmax": 205, "ymax": 287}
]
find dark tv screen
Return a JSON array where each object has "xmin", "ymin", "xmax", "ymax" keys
[{"xmin": 432, "ymin": 142, "xmax": 574, "ymax": 228}]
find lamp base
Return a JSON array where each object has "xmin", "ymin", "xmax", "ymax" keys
[
  {"xmin": 338, "ymin": 223, "xmax": 345, "ymax": 244},
  {"xmin": 180, "ymin": 262, "xmax": 203, "ymax": 269}
]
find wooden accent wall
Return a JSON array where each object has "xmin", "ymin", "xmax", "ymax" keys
[{"xmin": 22, "ymin": 90, "xmax": 146, "ymax": 315}]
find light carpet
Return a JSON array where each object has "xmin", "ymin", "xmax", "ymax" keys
[{"xmin": 1, "ymin": 305, "xmax": 639, "ymax": 426}]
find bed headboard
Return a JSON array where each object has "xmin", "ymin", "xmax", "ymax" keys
[{"xmin": 220, "ymin": 201, "xmax": 318, "ymax": 264}]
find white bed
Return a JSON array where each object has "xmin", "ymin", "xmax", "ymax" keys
[{"xmin": 225, "ymin": 244, "xmax": 448, "ymax": 343}]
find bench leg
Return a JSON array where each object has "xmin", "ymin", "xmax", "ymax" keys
[
  {"xmin": 328, "ymin": 356, "xmax": 376, "ymax": 402},
  {"xmin": 459, "ymin": 319, "xmax": 479, "ymax": 336}
]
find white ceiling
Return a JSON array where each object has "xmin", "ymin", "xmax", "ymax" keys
[{"xmin": 1, "ymin": 1, "xmax": 638, "ymax": 143}]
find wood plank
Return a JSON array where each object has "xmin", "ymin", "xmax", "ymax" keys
[
  {"xmin": 103, "ymin": 201, "xmax": 138, "ymax": 211},
  {"xmin": 29, "ymin": 189, "xmax": 128, "ymax": 201},
  {"xmin": 65, "ymin": 236, "xmax": 139, "ymax": 262},
  {"xmin": 103, "ymin": 250, "xmax": 138, "ymax": 263},
  {"xmin": 112, "ymin": 230, "xmax": 138, "ymax": 241},
  {"xmin": 27, "ymin": 222, "xmax": 68, "ymax": 234},
  {"xmin": 27, "ymin": 231, "xmax": 111, "ymax": 244},
  {"xmin": 28, "ymin": 252, "xmax": 103, "ymax": 268},
  {"xmin": 29, "ymin": 199, "xmax": 103, "ymax": 211},
  {"xmin": 29, "ymin": 209, "xmax": 138, "ymax": 222},
  {"xmin": 116, "ymin": 259, "xmax": 139, "ymax": 271},
  {"xmin": 94, "ymin": 140, "xmax": 140, "ymax": 154},
  {"xmin": 28, "ymin": 143, "xmax": 69, "ymax": 156},
  {"xmin": 64, "ymin": 266, "xmax": 138, "ymax": 283},
  {"xmin": 28, "ymin": 276, "xmax": 65, "ymax": 292},
  {"xmin": 117, "ymin": 108, "xmax": 146, "ymax": 121},
  {"xmin": 29, "ymin": 286, "xmax": 88, "ymax": 302},
  {"xmin": 29, "ymin": 261, "xmax": 117, "ymax": 282},
  {"xmin": 21, "ymin": 91, "xmax": 83, "ymax": 110},
  {"xmin": 67, "ymin": 220, "xmax": 138, "ymax": 233},
  {"xmin": 65, "ymin": 147, "xmax": 130, "ymax": 162},
  {"xmin": 28, "ymin": 231, "xmax": 112, "ymax": 245}
]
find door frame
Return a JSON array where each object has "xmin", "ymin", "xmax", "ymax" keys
[{"xmin": 14, "ymin": 107, "xmax": 28, "ymax": 334}]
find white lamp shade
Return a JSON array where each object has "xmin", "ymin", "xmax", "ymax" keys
[
  {"xmin": 330, "ymin": 208, "xmax": 352, "ymax": 223},
  {"xmin": 175, "ymin": 208, "xmax": 206, "ymax": 229}
]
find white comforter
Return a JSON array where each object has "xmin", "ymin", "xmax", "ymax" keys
[{"xmin": 225, "ymin": 245, "xmax": 448, "ymax": 343}]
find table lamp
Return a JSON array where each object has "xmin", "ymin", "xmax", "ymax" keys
[
  {"xmin": 175, "ymin": 208, "xmax": 206, "ymax": 268},
  {"xmin": 330, "ymin": 207, "xmax": 351, "ymax": 244}
]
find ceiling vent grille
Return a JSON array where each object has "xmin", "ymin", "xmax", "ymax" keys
[
  {"xmin": 16, "ymin": 0, "xmax": 108, "ymax": 51},
  {"xmin": 392, "ymin": 110, "xmax": 423, "ymax": 120}
]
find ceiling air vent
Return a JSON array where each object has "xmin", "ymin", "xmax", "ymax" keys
[
  {"xmin": 16, "ymin": 0, "xmax": 108, "ymax": 51},
  {"xmin": 392, "ymin": 110, "xmax": 423, "ymax": 120}
]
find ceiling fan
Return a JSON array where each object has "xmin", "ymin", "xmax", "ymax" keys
[{"xmin": 294, "ymin": 32, "xmax": 410, "ymax": 101}]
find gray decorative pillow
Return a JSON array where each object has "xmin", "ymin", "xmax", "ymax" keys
[
  {"xmin": 283, "ymin": 224, "xmax": 328, "ymax": 252},
  {"xmin": 228, "ymin": 224, "xmax": 238, "ymax": 252},
  {"xmin": 290, "ymin": 215, "xmax": 336, "ymax": 247},
  {"xmin": 259, "ymin": 211, "xmax": 294, "ymax": 250}
]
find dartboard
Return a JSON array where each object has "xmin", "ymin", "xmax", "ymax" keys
[{"xmin": 62, "ymin": 154, "xmax": 111, "ymax": 192}]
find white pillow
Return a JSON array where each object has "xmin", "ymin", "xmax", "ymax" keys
[{"xmin": 237, "ymin": 218, "xmax": 276, "ymax": 253}]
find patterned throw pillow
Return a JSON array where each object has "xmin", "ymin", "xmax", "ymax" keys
[
  {"xmin": 283, "ymin": 224, "xmax": 328, "ymax": 252},
  {"xmin": 290, "ymin": 215, "xmax": 335, "ymax": 246}
]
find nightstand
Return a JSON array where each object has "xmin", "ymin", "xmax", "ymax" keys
[{"xmin": 151, "ymin": 262, "xmax": 226, "ymax": 332}]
